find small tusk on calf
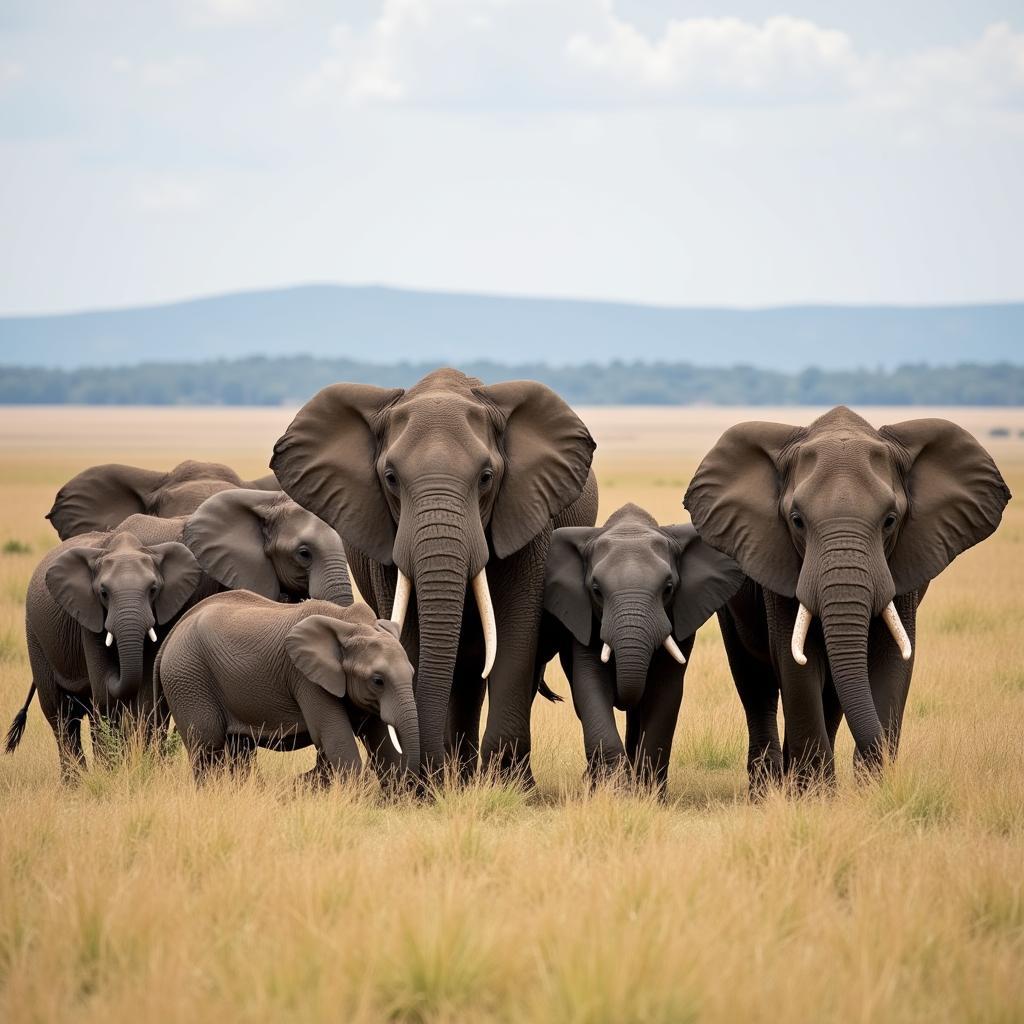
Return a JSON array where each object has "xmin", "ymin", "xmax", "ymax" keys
[
  {"xmin": 148, "ymin": 627, "xmax": 158, "ymax": 642},
  {"xmin": 105, "ymin": 631, "xmax": 114, "ymax": 648},
  {"xmin": 387, "ymin": 724, "xmax": 403, "ymax": 755},
  {"xmin": 663, "ymin": 635, "xmax": 687, "ymax": 664},
  {"xmin": 791, "ymin": 603, "xmax": 812, "ymax": 666},
  {"xmin": 882, "ymin": 602, "xmax": 913, "ymax": 661},
  {"xmin": 601, "ymin": 643, "xmax": 612, "ymax": 664},
  {"xmin": 472, "ymin": 568, "xmax": 497, "ymax": 679},
  {"xmin": 391, "ymin": 570, "xmax": 412, "ymax": 632}
]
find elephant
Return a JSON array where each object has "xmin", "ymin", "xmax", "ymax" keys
[
  {"xmin": 270, "ymin": 367, "xmax": 598, "ymax": 781},
  {"xmin": 543, "ymin": 504, "xmax": 744, "ymax": 789},
  {"xmin": 5, "ymin": 530, "xmax": 202, "ymax": 779},
  {"xmin": 119, "ymin": 487, "xmax": 353, "ymax": 607},
  {"xmin": 684, "ymin": 406, "xmax": 1010, "ymax": 789},
  {"xmin": 46, "ymin": 459, "xmax": 279, "ymax": 540},
  {"xmin": 155, "ymin": 593, "xmax": 419, "ymax": 784}
]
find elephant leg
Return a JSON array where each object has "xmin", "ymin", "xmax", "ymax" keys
[
  {"xmin": 767, "ymin": 595, "xmax": 832, "ymax": 790},
  {"xmin": 569, "ymin": 639, "xmax": 626, "ymax": 783},
  {"xmin": 294, "ymin": 682, "xmax": 362, "ymax": 781},
  {"xmin": 479, "ymin": 537, "xmax": 547, "ymax": 784},
  {"xmin": 867, "ymin": 591, "xmax": 918, "ymax": 762},
  {"xmin": 822, "ymin": 680, "xmax": 843, "ymax": 752},
  {"xmin": 630, "ymin": 645, "xmax": 691, "ymax": 795},
  {"xmin": 355, "ymin": 713, "xmax": 406, "ymax": 791},
  {"xmin": 226, "ymin": 733, "xmax": 257, "ymax": 779},
  {"xmin": 27, "ymin": 627, "xmax": 87, "ymax": 782},
  {"xmin": 718, "ymin": 605, "xmax": 783, "ymax": 795},
  {"xmin": 446, "ymin": 662, "xmax": 486, "ymax": 782}
]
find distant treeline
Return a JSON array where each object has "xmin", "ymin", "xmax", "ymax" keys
[{"xmin": 1, "ymin": 357, "xmax": 1023, "ymax": 406}]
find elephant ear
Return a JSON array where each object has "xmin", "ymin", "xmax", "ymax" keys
[
  {"xmin": 543, "ymin": 527, "xmax": 598, "ymax": 645},
  {"xmin": 245, "ymin": 472, "xmax": 281, "ymax": 491},
  {"xmin": 271, "ymin": 383, "xmax": 404, "ymax": 565},
  {"xmin": 149, "ymin": 542, "xmax": 203, "ymax": 624},
  {"xmin": 45, "ymin": 546, "xmax": 105, "ymax": 632},
  {"xmin": 663, "ymin": 525, "xmax": 746, "ymax": 641},
  {"xmin": 183, "ymin": 489, "xmax": 280, "ymax": 599},
  {"xmin": 47, "ymin": 464, "xmax": 165, "ymax": 540},
  {"xmin": 881, "ymin": 418, "xmax": 1011, "ymax": 595},
  {"xmin": 285, "ymin": 615, "xmax": 361, "ymax": 699},
  {"xmin": 684, "ymin": 421, "xmax": 802, "ymax": 598},
  {"xmin": 475, "ymin": 381, "xmax": 596, "ymax": 559},
  {"xmin": 375, "ymin": 618, "xmax": 401, "ymax": 640}
]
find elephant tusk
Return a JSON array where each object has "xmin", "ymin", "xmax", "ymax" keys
[
  {"xmin": 387, "ymin": 724, "xmax": 403, "ymax": 755},
  {"xmin": 663, "ymin": 635, "xmax": 687, "ymax": 665},
  {"xmin": 472, "ymin": 568, "xmax": 497, "ymax": 679},
  {"xmin": 391, "ymin": 570, "xmax": 412, "ymax": 632},
  {"xmin": 601, "ymin": 643, "xmax": 612, "ymax": 664},
  {"xmin": 105, "ymin": 631, "xmax": 114, "ymax": 648},
  {"xmin": 882, "ymin": 602, "xmax": 913, "ymax": 661},
  {"xmin": 148, "ymin": 627, "xmax": 158, "ymax": 642},
  {"xmin": 791, "ymin": 603, "xmax": 812, "ymax": 666}
]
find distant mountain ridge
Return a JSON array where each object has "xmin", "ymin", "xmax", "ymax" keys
[{"xmin": 1, "ymin": 284, "xmax": 1022, "ymax": 371}]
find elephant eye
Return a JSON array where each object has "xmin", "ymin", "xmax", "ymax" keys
[
  {"xmin": 663, "ymin": 579, "xmax": 675, "ymax": 597},
  {"xmin": 790, "ymin": 512, "xmax": 805, "ymax": 531},
  {"xmin": 296, "ymin": 545, "xmax": 312, "ymax": 565},
  {"xmin": 883, "ymin": 512, "xmax": 898, "ymax": 531},
  {"xmin": 591, "ymin": 580, "xmax": 602, "ymax": 598},
  {"xmin": 479, "ymin": 467, "xmax": 494, "ymax": 488},
  {"xmin": 383, "ymin": 467, "xmax": 399, "ymax": 492},
  {"xmin": 99, "ymin": 585, "xmax": 109, "ymax": 602},
  {"xmin": 371, "ymin": 674, "xmax": 385, "ymax": 690},
  {"xmin": 150, "ymin": 582, "xmax": 158, "ymax": 597}
]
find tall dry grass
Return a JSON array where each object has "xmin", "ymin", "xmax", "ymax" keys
[{"xmin": 1, "ymin": 406, "xmax": 1022, "ymax": 1023}]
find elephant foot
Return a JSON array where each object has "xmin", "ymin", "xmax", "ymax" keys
[{"xmin": 746, "ymin": 753, "xmax": 784, "ymax": 801}]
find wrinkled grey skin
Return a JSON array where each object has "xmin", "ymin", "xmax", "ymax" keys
[
  {"xmin": 685, "ymin": 406, "xmax": 1010, "ymax": 790},
  {"xmin": 543, "ymin": 504, "xmax": 743, "ymax": 789},
  {"xmin": 156, "ymin": 593, "xmax": 419, "ymax": 784},
  {"xmin": 46, "ymin": 459, "xmax": 280, "ymax": 540},
  {"xmin": 271, "ymin": 368, "xmax": 598, "ymax": 783},
  {"xmin": 118, "ymin": 488, "xmax": 353, "ymax": 607},
  {"xmin": 7, "ymin": 531, "xmax": 201, "ymax": 779}
]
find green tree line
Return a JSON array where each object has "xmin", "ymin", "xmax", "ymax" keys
[{"xmin": 1, "ymin": 358, "xmax": 1022, "ymax": 406}]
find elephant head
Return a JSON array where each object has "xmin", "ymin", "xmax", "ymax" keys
[
  {"xmin": 685, "ymin": 406, "xmax": 1010, "ymax": 761},
  {"xmin": 286, "ymin": 607, "xmax": 419, "ymax": 774},
  {"xmin": 47, "ymin": 460, "xmax": 280, "ymax": 539},
  {"xmin": 46, "ymin": 532, "xmax": 202, "ymax": 699},
  {"xmin": 544, "ymin": 504, "xmax": 744, "ymax": 708},
  {"xmin": 270, "ymin": 368, "xmax": 595, "ymax": 767},
  {"xmin": 183, "ymin": 489, "xmax": 352, "ymax": 605}
]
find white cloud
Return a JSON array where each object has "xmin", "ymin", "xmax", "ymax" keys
[
  {"xmin": 297, "ymin": 1, "xmax": 1024, "ymax": 112},
  {"xmin": 132, "ymin": 178, "xmax": 208, "ymax": 212},
  {"xmin": 185, "ymin": 0, "xmax": 283, "ymax": 27},
  {"xmin": 109, "ymin": 55, "xmax": 204, "ymax": 88},
  {"xmin": 0, "ymin": 60, "xmax": 24, "ymax": 88}
]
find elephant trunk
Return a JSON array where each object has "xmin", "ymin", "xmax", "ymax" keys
[
  {"xmin": 105, "ymin": 595, "xmax": 151, "ymax": 701},
  {"xmin": 310, "ymin": 553, "xmax": 353, "ymax": 606},
  {"xmin": 808, "ymin": 530, "xmax": 886, "ymax": 764},
  {"xmin": 602, "ymin": 594, "xmax": 665, "ymax": 710},
  {"xmin": 389, "ymin": 695, "xmax": 421, "ymax": 780}
]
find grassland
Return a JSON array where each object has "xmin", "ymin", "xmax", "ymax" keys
[{"xmin": 1, "ymin": 405, "xmax": 1022, "ymax": 1023}]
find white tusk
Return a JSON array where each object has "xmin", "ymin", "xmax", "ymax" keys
[
  {"xmin": 148, "ymin": 627, "xmax": 158, "ymax": 642},
  {"xmin": 601, "ymin": 643, "xmax": 612, "ymax": 664},
  {"xmin": 391, "ymin": 570, "xmax": 412, "ymax": 632},
  {"xmin": 105, "ymin": 631, "xmax": 114, "ymax": 648},
  {"xmin": 882, "ymin": 602, "xmax": 913, "ymax": 661},
  {"xmin": 387, "ymin": 724, "xmax": 403, "ymax": 755},
  {"xmin": 663, "ymin": 635, "xmax": 687, "ymax": 665},
  {"xmin": 472, "ymin": 568, "xmax": 497, "ymax": 679},
  {"xmin": 791, "ymin": 603, "xmax": 812, "ymax": 666}
]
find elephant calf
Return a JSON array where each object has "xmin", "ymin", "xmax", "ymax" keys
[
  {"xmin": 543, "ymin": 504, "xmax": 744, "ymax": 789},
  {"xmin": 155, "ymin": 593, "xmax": 420, "ymax": 783}
]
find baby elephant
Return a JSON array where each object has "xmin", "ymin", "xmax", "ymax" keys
[
  {"xmin": 156, "ymin": 593, "xmax": 419, "ymax": 783},
  {"xmin": 544, "ymin": 504, "xmax": 744, "ymax": 789}
]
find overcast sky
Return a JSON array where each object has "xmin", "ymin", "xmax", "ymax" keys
[{"xmin": 1, "ymin": 1, "xmax": 1022, "ymax": 314}]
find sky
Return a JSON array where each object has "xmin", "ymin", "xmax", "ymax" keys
[{"xmin": 0, "ymin": 1, "xmax": 1022, "ymax": 315}]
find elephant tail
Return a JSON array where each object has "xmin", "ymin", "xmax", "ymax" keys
[
  {"xmin": 537, "ymin": 679, "xmax": 564, "ymax": 704},
  {"xmin": 5, "ymin": 683, "xmax": 36, "ymax": 753}
]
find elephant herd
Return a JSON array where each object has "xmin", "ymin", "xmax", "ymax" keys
[{"xmin": 6, "ymin": 368, "xmax": 1011, "ymax": 795}]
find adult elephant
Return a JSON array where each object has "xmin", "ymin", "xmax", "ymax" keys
[
  {"xmin": 684, "ymin": 406, "xmax": 1010, "ymax": 789},
  {"xmin": 271, "ymin": 368, "xmax": 598, "ymax": 780},
  {"xmin": 47, "ymin": 460, "xmax": 279, "ymax": 539}
]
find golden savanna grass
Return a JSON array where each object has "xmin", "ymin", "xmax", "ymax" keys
[{"xmin": 1, "ymin": 405, "xmax": 1023, "ymax": 1023}]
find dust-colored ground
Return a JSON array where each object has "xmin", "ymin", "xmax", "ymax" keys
[{"xmin": 1, "ymin": 405, "xmax": 1022, "ymax": 1023}]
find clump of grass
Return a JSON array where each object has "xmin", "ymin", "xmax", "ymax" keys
[
  {"xmin": 873, "ymin": 766, "xmax": 955, "ymax": 828},
  {"xmin": 678, "ymin": 722, "xmax": 745, "ymax": 772},
  {"xmin": 1, "ymin": 539, "xmax": 31, "ymax": 555}
]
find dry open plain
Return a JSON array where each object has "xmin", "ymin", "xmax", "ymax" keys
[{"xmin": 1, "ymin": 404, "xmax": 1022, "ymax": 1023}]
